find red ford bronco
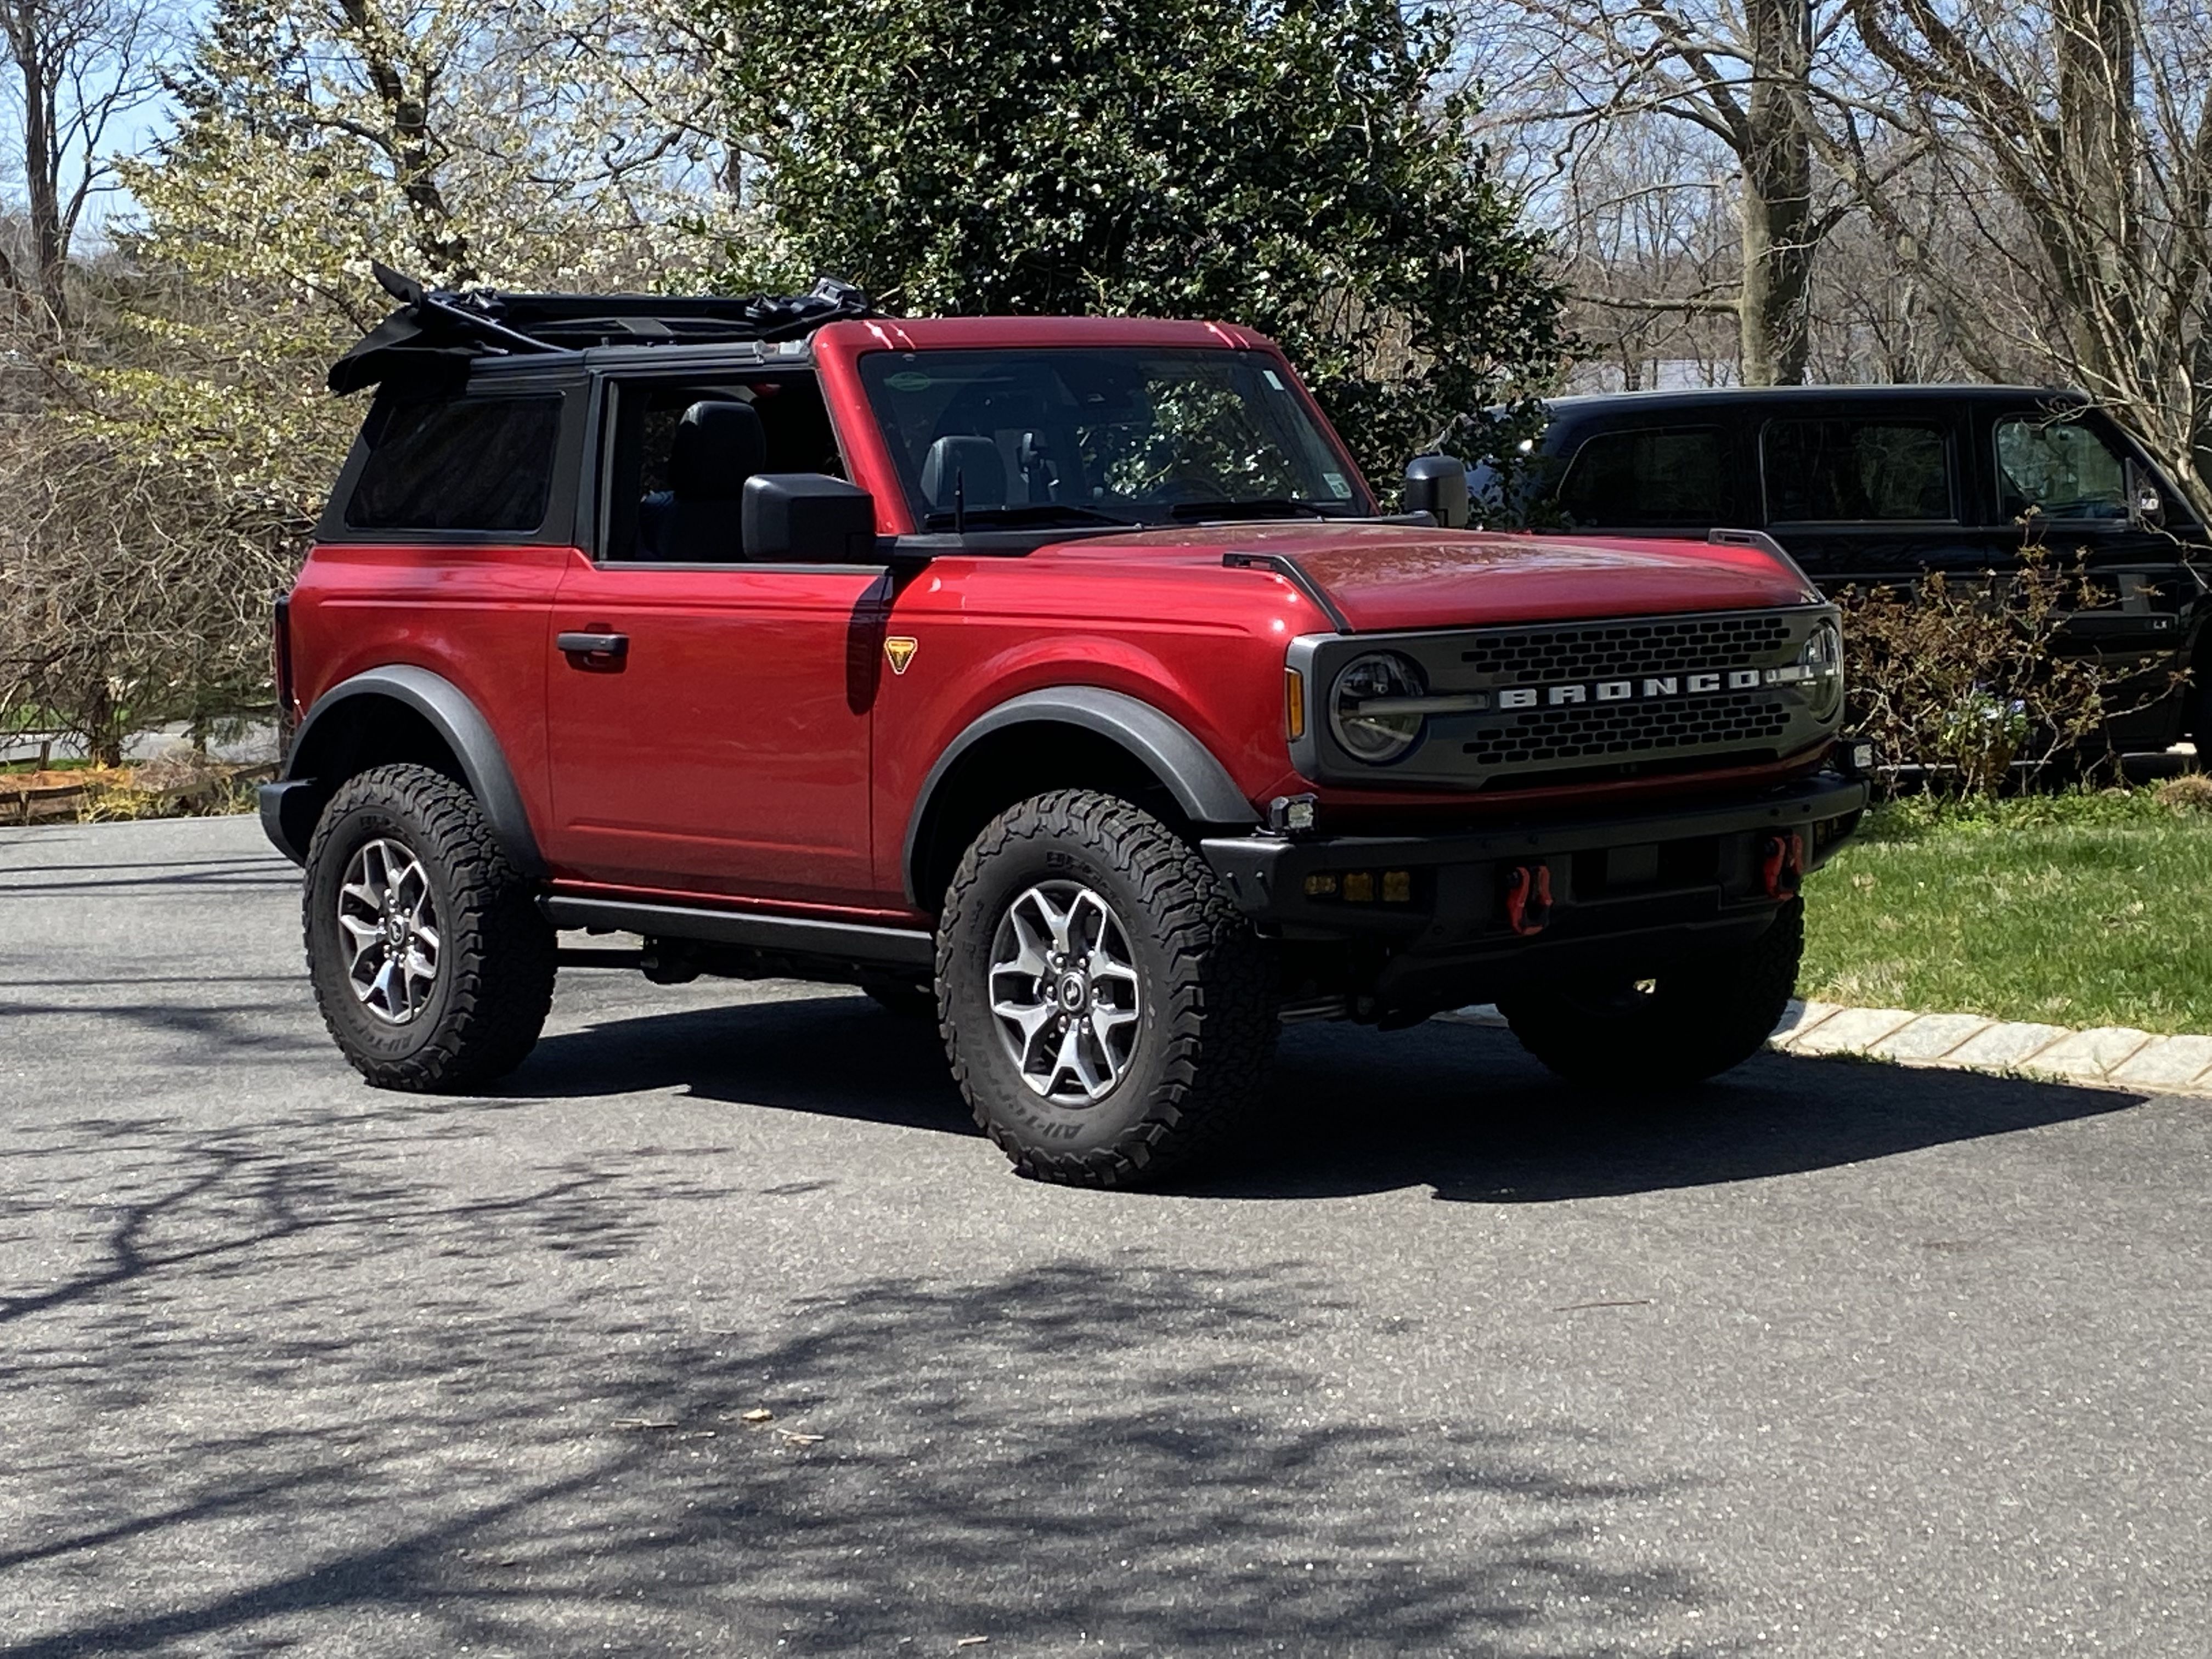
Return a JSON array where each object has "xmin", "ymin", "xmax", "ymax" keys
[{"xmin": 263, "ymin": 272, "xmax": 1867, "ymax": 1186}]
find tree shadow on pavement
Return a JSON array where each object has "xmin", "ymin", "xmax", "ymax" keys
[
  {"xmin": 511, "ymin": 992, "xmax": 2150, "ymax": 1204},
  {"xmin": 1209, "ymin": 1019, "xmax": 2151, "ymax": 1204},
  {"xmin": 512, "ymin": 992, "xmax": 975, "ymax": 1136},
  {"xmin": 0, "ymin": 1112, "xmax": 1712, "ymax": 1656}
]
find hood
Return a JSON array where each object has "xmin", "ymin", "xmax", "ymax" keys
[{"xmin": 1046, "ymin": 522, "xmax": 1819, "ymax": 632}]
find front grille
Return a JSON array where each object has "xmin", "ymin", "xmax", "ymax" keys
[
  {"xmin": 1464, "ymin": 691, "xmax": 1792, "ymax": 768},
  {"xmin": 1291, "ymin": 602, "xmax": 1836, "ymax": 790},
  {"xmin": 1462, "ymin": 614, "xmax": 1792, "ymax": 684}
]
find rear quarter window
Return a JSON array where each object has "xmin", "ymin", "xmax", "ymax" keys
[
  {"xmin": 1763, "ymin": 419, "xmax": 1953, "ymax": 522},
  {"xmin": 1555, "ymin": 427, "xmax": 1725, "ymax": 527},
  {"xmin": 345, "ymin": 394, "xmax": 564, "ymax": 533}
]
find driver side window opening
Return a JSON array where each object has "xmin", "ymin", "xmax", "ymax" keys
[{"xmin": 598, "ymin": 372, "xmax": 843, "ymax": 562}]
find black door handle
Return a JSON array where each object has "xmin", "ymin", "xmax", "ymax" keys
[{"xmin": 556, "ymin": 631, "xmax": 628, "ymax": 660}]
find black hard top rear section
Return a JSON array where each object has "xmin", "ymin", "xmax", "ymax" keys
[{"xmin": 327, "ymin": 263, "xmax": 877, "ymax": 394}]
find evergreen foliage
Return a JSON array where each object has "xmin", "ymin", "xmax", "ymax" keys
[{"xmin": 714, "ymin": 0, "xmax": 1565, "ymax": 475}]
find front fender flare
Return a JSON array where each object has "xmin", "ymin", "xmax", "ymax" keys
[
  {"xmin": 264, "ymin": 664, "xmax": 544, "ymax": 876},
  {"xmin": 903, "ymin": 686, "xmax": 1259, "ymax": 907}
]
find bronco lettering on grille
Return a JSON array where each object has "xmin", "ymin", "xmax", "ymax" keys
[{"xmin": 1497, "ymin": 667, "xmax": 1768, "ymax": 709}]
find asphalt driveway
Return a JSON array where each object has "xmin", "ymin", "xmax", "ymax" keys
[{"xmin": 2, "ymin": 815, "xmax": 2207, "ymax": 1655}]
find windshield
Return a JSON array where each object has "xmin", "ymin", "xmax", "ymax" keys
[{"xmin": 858, "ymin": 347, "xmax": 1370, "ymax": 528}]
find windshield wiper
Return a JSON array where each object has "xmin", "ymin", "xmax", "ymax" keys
[
  {"xmin": 921, "ymin": 503, "xmax": 1139, "ymax": 530},
  {"xmin": 1165, "ymin": 498, "xmax": 1347, "ymax": 521}
]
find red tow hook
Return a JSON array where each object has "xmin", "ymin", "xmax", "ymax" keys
[
  {"xmin": 1760, "ymin": 831, "xmax": 1806, "ymax": 900},
  {"xmin": 1504, "ymin": 864, "xmax": 1553, "ymax": 936}
]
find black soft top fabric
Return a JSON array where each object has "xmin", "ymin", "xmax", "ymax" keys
[{"xmin": 327, "ymin": 265, "xmax": 875, "ymax": 394}]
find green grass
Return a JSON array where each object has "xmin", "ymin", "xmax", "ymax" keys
[
  {"xmin": 1802, "ymin": 785, "xmax": 2212, "ymax": 1034},
  {"xmin": 1, "ymin": 755, "xmax": 101, "ymax": 775}
]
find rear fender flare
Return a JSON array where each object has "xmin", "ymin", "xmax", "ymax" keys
[
  {"xmin": 903, "ymin": 686, "xmax": 1257, "ymax": 908},
  {"xmin": 269, "ymin": 665, "xmax": 544, "ymax": 876}
]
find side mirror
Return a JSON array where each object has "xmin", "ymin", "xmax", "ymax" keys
[
  {"xmin": 2126, "ymin": 460, "xmax": 2165, "ymax": 528},
  {"xmin": 742, "ymin": 473, "xmax": 879, "ymax": 562},
  {"xmin": 1403, "ymin": 454, "xmax": 1472, "ymax": 529}
]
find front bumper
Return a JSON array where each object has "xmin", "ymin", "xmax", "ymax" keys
[{"xmin": 1200, "ymin": 770, "xmax": 1867, "ymax": 1006}]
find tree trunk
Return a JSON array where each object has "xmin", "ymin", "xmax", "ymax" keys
[
  {"xmin": 1739, "ymin": 0, "xmax": 1813, "ymax": 384},
  {"xmin": 2052, "ymin": 0, "xmax": 2141, "ymax": 385},
  {"xmin": 7, "ymin": 22, "xmax": 70, "ymax": 327},
  {"xmin": 335, "ymin": 0, "xmax": 473, "ymax": 284},
  {"xmin": 82, "ymin": 676, "xmax": 125, "ymax": 769}
]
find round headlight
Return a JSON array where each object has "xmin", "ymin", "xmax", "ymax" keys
[
  {"xmin": 1802, "ymin": 618, "xmax": 1843, "ymax": 722},
  {"xmin": 1330, "ymin": 652, "xmax": 1427, "ymax": 763}
]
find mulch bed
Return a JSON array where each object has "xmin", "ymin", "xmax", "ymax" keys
[{"xmin": 1, "ymin": 763, "xmax": 275, "ymax": 825}]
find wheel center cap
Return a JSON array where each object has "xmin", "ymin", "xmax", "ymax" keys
[
  {"xmin": 386, "ymin": 915, "xmax": 408, "ymax": 947},
  {"xmin": 1057, "ymin": 972, "xmax": 1087, "ymax": 1012}
]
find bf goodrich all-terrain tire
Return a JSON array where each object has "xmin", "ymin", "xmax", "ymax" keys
[
  {"xmin": 1496, "ymin": 897, "xmax": 1804, "ymax": 1090},
  {"xmin": 303, "ymin": 763, "xmax": 556, "ymax": 1091},
  {"xmin": 936, "ymin": 789, "xmax": 1277, "ymax": 1187}
]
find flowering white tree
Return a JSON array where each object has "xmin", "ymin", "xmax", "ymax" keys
[{"xmin": 0, "ymin": 0, "xmax": 751, "ymax": 758}]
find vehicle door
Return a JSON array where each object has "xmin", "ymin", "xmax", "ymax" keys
[
  {"xmin": 1753, "ymin": 402, "xmax": 1979, "ymax": 592},
  {"xmin": 302, "ymin": 373, "xmax": 585, "ymax": 836},
  {"xmin": 544, "ymin": 370, "xmax": 888, "ymax": 906},
  {"xmin": 1971, "ymin": 401, "xmax": 2208, "ymax": 745}
]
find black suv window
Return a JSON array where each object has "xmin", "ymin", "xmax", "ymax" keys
[
  {"xmin": 1763, "ymin": 419, "xmax": 1952, "ymax": 522},
  {"xmin": 1994, "ymin": 415, "xmax": 2129, "ymax": 521},
  {"xmin": 1556, "ymin": 427, "xmax": 1724, "ymax": 527},
  {"xmin": 346, "ymin": 394, "xmax": 563, "ymax": 533}
]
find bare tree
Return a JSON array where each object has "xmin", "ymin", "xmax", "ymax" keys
[
  {"xmin": 0, "ymin": 0, "xmax": 165, "ymax": 328},
  {"xmin": 1839, "ymin": 0, "xmax": 2212, "ymax": 511},
  {"xmin": 1466, "ymin": 0, "xmax": 1882, "ymax": 383},
  {"xmin": 1538, "ymin": 114, "xmax": 1743, "ymax": 389}
]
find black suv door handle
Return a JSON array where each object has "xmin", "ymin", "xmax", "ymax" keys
[{"xmin": 556, "ymin": 631, "xmax": 628, "ymax": 660}]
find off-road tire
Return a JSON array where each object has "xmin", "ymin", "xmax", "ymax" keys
[
  {"xmin": 303, "ymin": 763, "xmax": 556, "ymax": 1091},
  {"xmin": 936, "ymin": 789, "xmax": 1277, "ymax": 1187},
  {"xmin": 861, "ymin": 977, "xmax": 937, "ymax": 1020},
  {"xmin": 1496, "ymin": 897, "xmax": 1804, "ymax": 1090}
]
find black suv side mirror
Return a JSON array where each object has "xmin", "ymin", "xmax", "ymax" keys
[
  {"xmin": 2125, "ymin": 459, "xmax": 2166, "ymax": 529},
  {"xmin": 1403, "ymin": 454, "xmax": 1472, "ymax": 529},
  {"xmin": 743, "ymin": 473, "xmax": 878, "ymax": 562}
]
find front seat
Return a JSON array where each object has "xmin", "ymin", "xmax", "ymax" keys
[
  {"xmin": 638, "ymin": 400, "xmax": 766, "ymax": 561},
  {"xmin": 919, "ymin": 435, "xmax": 1008, "ymax": 514}
]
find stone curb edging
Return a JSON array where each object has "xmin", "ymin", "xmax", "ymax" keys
[{"xmin": 1442, "ymin": 1001, "xmax": 2212, "ymax": 1095}]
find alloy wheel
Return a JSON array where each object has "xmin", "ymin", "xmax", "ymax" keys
[
  {"xmin": 336, "ymin": 836, "xmax": 442, "ymax": 1025},
  {"xmin": 988, "ymin": 881, "xmax": 1142, "ymax": 1104}
]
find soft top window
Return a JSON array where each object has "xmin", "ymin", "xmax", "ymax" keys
[{"xmin": 346, "ymin": 393, "xmax": 563, "ymax": 533}]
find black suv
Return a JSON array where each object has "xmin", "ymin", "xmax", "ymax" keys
[{"xmin": 1481, "ymin": 386, "xmax": 2210, "ymax": 752}]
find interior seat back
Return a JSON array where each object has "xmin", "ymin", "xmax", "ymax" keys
[
  {"xmin": 919, "ymin": 435, "xmax": 1008, "ymax": 515},
  {"xmin": 638, "ymin": 400, "xmax": 767, "ymax": 560}
]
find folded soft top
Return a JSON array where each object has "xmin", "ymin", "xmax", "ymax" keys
[{"xmin": 326, "ymin": 263, "xmax": 876, "ymax": 393}]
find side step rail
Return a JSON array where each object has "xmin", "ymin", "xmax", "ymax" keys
[{"xmin": 541, "ymin": 894, "xmax": 935, "ymax": 972}]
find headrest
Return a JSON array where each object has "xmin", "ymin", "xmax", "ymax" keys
[
  {"xmin": 669, "ymin": 400, "xmax": 766, "ymax": 500},
  {"xmin": 919, "ymin": 435, "xmax": 1008, "ymax": 512}
]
